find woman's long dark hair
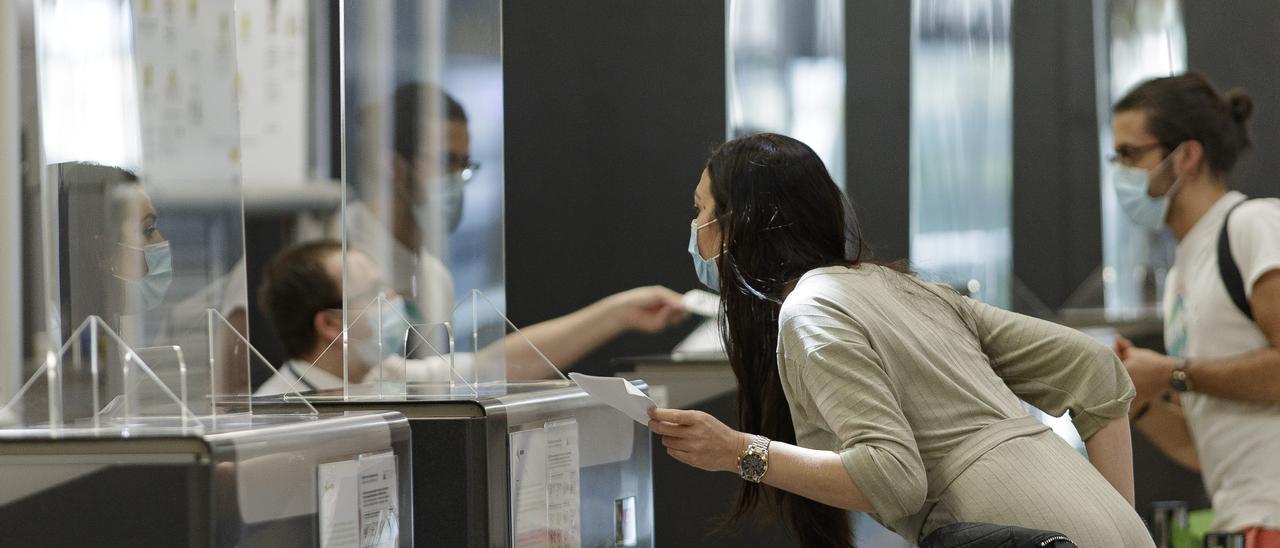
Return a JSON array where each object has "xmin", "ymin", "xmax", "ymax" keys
[{"xmin": 707, "ymin": 133, "xmax": 867, "ymax": 547}]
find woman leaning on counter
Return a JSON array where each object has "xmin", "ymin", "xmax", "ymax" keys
[{"xmin": 650, "ymin": 133, "xmax": 1153, "ymax": 547}]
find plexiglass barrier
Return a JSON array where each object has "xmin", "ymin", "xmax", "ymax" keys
[
  {"xmin": 6, "ymin": 0, "xmax": 326, "ymax": 432},
  {"xmin": 254, "ymin": 292, "xmax": 471, "ymax": 399},
  {"xmin": 0, "ymin": 310, "xmax": 320, "ymax": 434},
  {"xmin": 909, "ymin": 0, "xmax": 1013, "ymax": 308},
  {"xmin": 1091, "ymin": 0, "xmax": 1185, "ymax": 318},
  {"xmin": 258, "ymin": 288, "xmax": 567, "ymax": 401},
  {"xmin": 340, "ymin": 0, "xmax": 508, "ymax": 399}
]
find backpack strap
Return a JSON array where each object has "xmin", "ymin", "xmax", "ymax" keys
[{"xmin": 1218, "ymin": 200, "xmax": 1255, "ymax": 321}]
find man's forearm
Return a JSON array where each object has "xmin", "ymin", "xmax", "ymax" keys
[
  {"xmin": 1133, "ymin": 398, "xmax": 1200, "ymax": 471},
  {"xmin": 1186, "ymin": 347, "xmax": 1280, "ymax": 402}
]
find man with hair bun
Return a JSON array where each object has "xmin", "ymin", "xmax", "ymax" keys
[{"xmin": 1110, "ymin": 72, "xmax": 1280, "ymax": 545}]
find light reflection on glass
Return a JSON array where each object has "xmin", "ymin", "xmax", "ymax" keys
[
  {"xmin": 1094, "ymin": 0, "xmax": 1185, "ymax": 318},
  {"xmin": 726, "ymin": 0, "xmax": 845, "ymax": 189},
  {"xmin": 909, "ymin": 0, "xmax": 1012, "ymax": 307}
]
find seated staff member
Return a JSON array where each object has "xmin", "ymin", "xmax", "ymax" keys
[
  {"xmin": 1110, "ymin": 73, "xmax": 1280, "ymax": 545},
  {"xmin": 649, "ymin": 133, "xmax": 1152, "ymax": 547},
  {"xmin": 256, "ymin": 240, "xmax": 686, "ymax": 393}
]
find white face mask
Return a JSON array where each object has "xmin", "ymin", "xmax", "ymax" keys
[
  {"xmin": 412, "ymin": 172, "xmax": 468, "ymax": 235},
  {"xmin": 1112, "ymin": 145, "xmax": 1184, "ymax": 230},
  {"xmin": 117, "ymin": 241, "xmax": 173, "ymax": 311}
]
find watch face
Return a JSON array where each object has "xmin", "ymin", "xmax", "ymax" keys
[
  {"xmin": 1171, "ymin": 370, "xmax": 1191, "ymax": 392},
  {"xmin": 740, "ymin": 453, "xmax": 767, "ymax": 480}
]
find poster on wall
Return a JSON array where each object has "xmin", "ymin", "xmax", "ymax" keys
[
  {"xmin": 235, "ymin": 0, "xmax": 309, "ymax": 184},
  {"xmin": 131, "ymin": 0, "xmax": 241, "ymax": 186}
]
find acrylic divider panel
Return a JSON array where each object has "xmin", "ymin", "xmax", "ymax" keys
[
  {"xmin": 908, "ymin": 0, "xmax": 1013, "ymax": 308},
  {"xmin": 31, "ymin": 0, "xmax": 251, "ymax": 417},
  {"xmin": 1092, "ymin": 0, "xmax": 1186, "ymax": 318},
  {"xmin": 340, "ymin": 0, "xmax": 507, "ymax": 395}
]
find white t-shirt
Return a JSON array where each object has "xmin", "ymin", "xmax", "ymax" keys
[{"xmin": 1162, "ymin": 191, "xmax": 1280, "ymax": 531}]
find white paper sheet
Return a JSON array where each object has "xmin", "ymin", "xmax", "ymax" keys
[
  {"xmin": 567, "ymin": 373, "xmax": 655, "ymax": 425},
  {"xmin": 357, "ymin": 452, "xmax": 399, "ymax": 548},
  {"xmin": 510, "ymin": 428, "xmax": 550, "ymax": 547},
  {"xmin": 681, "ymin": 289, "xmax": 720, "ymax": 317},
  {"xmin": 544, "ymin": 419, "xmax": 581, "ymax": 548},
  {"xmin": 317, "ymin": 460, "xmax": 360, "ymax": 548}
]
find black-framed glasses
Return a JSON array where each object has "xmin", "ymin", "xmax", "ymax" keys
[{"xmin": 1107, "ymin": 142, "xmax": 1164, "ymax": 166}]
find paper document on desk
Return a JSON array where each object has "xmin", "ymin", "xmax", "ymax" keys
[{"xmin": 568, "ymin": 373, "xmax": 655, "ymax": 425}]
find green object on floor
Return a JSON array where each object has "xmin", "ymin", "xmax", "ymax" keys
[{"xmin": 1171, "ymin": 509, "xmax": 1215, "ymax": 548}]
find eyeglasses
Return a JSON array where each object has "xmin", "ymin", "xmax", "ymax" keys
[
  {"xmin": 1107, "ymin": 142, "xmax": 1164, "ymax": 166},
  {"xmin": 453, "ymin": 162, "xmax": 480, "ymax": 183},
  {"xmin": 411, "ymin": 155, "xmax": 482, "ymax": 184}
]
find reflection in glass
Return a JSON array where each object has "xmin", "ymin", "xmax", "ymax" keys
[
  {"xmin": 1093, "ymin": 0, "xmax": 1185, "ymax": 318},
  {"xmin": 726, "ymin": 0, "xmax": 845, "ymax": 188},
  {"xmin": 12, "ymin": 0, "xmax": 249, "ymax": 427},
  {"xmin": 909, "ymin": 0, "xmax": 1013, "ymax": 307},
  {"xmin": 342, "ymin": 1, "xmax": 506, "ymax": 391}
]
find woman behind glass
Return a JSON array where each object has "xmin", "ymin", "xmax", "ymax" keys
[
  {"xmin": 650, "ymin": 133, "xmax": 1153, "ymax": 547},
  {"xmin": 56, "ymin": 162, "xmax": 171, "ymax": 335}
]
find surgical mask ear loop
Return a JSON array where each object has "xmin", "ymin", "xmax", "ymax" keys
[{"xmin": 694, "ymin": 218, "xmax": 722, "ymax": 260}]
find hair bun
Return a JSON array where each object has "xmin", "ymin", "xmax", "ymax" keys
[{"xmin": 1226, "ymin": 88, "xmax": 1254, "ymax": 124}]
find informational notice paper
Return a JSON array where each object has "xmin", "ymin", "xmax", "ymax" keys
[
  {"xmin": 510, "ymin": 427, "xmax": 550, "ymax": 547},
  {"xmin": 358, "ymin": 451, "xmax": 399, "ymax": 548},
  {"xmin": 544, "ymin": 419, "xmax": 582, "ymax": 548},
  {"xmin": 317, "ymin": 459, "xmax": 360, "ymax": 548}
]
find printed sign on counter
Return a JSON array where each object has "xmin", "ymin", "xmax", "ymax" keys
[
  {"xmin": 318, "ymin": 459, "xmax": 360, "ymax": 548},
  {"xmin": 545, "ymin": 419, "xmax": 582, "ymax": 548},
  {"xmin": 510, "ymin": 427, "xmax": 550, "ymax": 547},
  {"xmin": 358, "ymin": 451, "xmax": 399, "ymax": 548}
]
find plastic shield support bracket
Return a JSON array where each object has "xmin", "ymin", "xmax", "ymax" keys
[
  {"xmin": 207, "ymin": 308, "xmax": 318, "ymax": 415},
  {"xmin": 318, "ymin": 294, "xmax": 475, "ymax": 399},
  {"xmin": 460, "ymin": 289, "xmax": 569, "ymax": 395},
  {"xmin": 0, "ymin": 315, "xmax": 208, "ymax": 435}
]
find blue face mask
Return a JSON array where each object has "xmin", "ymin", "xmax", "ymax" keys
[
  {"xmin": 349, "ymin": 296, "xmax": 424, "ymax": 367},
  {"xmin": 1112, "ymin": 146, "xmax": 1183, "ymax": 231},
  {"xmin": 688, "ymin": 219, "xmax": 720, "ymax": 290},
  {"xmin": 118, "ymin": 241, "xmax": 173, "ymax": 311}
]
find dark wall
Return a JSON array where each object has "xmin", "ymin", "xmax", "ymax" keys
[
  {"xmin": 846, "ymin": 1, "xmax": 913, "ymax": 263},
  {"xmin": 1185, "ymin": 1, "xmax": 1280, "ymax": 200},
  {"xmin": 503, "ymin": 1, "xmax": 727, "ymax": 376},
  {"xmin": 1011, "ymin": 1, "xmax": 1104, "ymax": 313}
]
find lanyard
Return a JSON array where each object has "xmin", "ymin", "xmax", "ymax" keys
[{"xmin": 283, "ymin": 363, "xmax": 318, "ymax": 393}]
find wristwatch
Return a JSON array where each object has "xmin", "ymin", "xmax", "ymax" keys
[
  {"xmin": 1169, "ymin": 360, "xmax": 1194, "ymax": 392},
  {"xmin": 738, "ymin": 435, "xmax": 771, "ymax": 483}
]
